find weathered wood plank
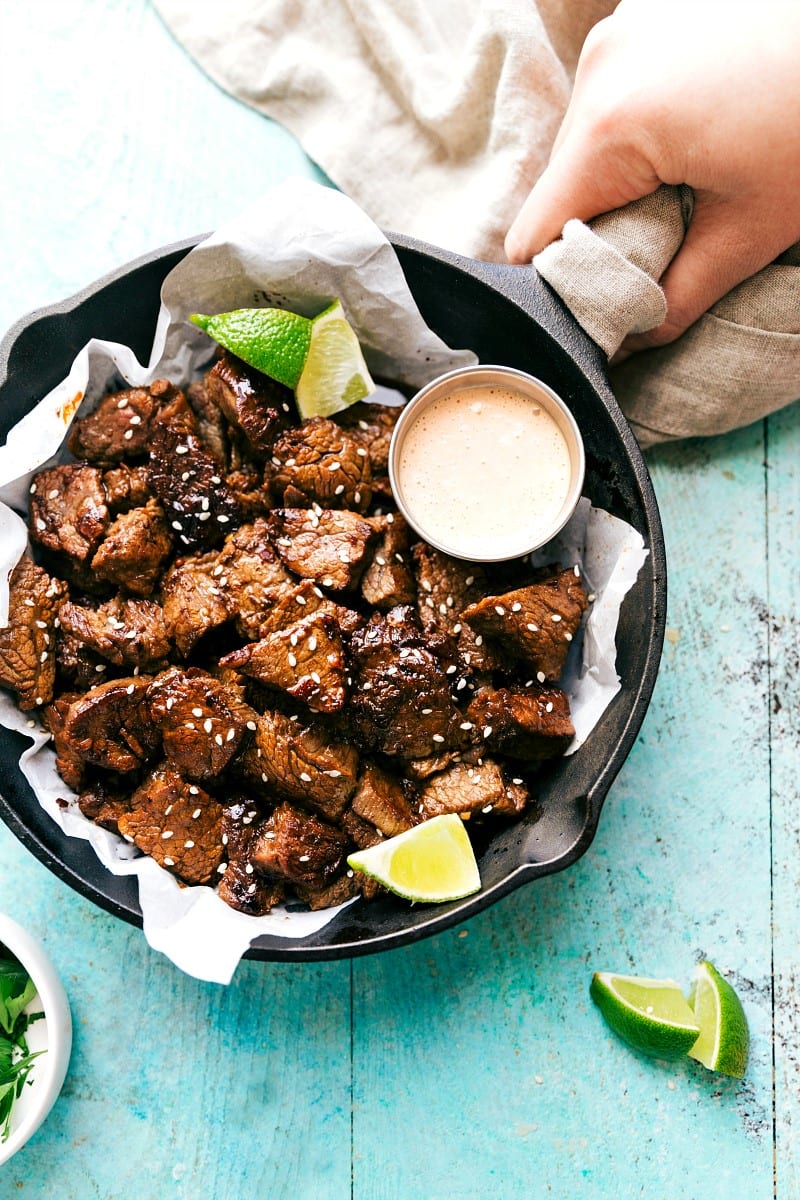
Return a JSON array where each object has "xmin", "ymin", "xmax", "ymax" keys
[{"xmin": 766, "ymin": 401, "xmax": 800, "ymax": 1199}]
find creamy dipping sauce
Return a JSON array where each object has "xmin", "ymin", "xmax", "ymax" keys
[{"xmin": 395, "ymin": 382, "xmax": 574, "ymax": 560}]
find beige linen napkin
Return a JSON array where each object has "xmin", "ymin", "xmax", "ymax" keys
[{"xmin": 154, "ymin": 0, "xmax": 800, "ymax": 446}]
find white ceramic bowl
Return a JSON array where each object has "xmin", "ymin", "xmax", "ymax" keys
[{"xmin": 0, "ymin": 913, "xmax": 72, "ymax": 1165}]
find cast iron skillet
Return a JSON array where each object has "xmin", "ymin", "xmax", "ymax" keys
[{"xmin": 0, "ymin": 233, "xmax": 666, "ymax": 961}]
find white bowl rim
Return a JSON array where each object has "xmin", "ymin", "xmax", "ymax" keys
[{"xmin": 0, "ymin": 913, "xmax": 72, "ymax": 1165}]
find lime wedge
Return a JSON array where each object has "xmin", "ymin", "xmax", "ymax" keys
[
  {"xmin": 687, "ymin": 960, "xmax": 750, "ymax": 1078},
  {"xmin": 190, "ymin": 307, "xmax": 312, "ymax": 389},
  {"xmin": 590, "ymin": 971, "xmax": 701, "ymax": 1060},
  {"xmin": 347, "ymin": 814, "xmax": 481, "ymax": 903},
  {"xmin": 295, "ymin": 300, "xmax": 375, "ymax": 419}
]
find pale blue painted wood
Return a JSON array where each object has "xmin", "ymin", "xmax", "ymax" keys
[{"xmin": 0, "ymin": 1, "xmax": 793, "ymax": 1196}]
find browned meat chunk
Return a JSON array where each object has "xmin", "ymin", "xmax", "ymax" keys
[
  {"xmin": 466, "ymin": 686, "xmax": 574, "ymax": 761},
  {"xmin": 160, "ymin": 552, "xmax": 232, "ymax": 658},
  {"xmin": 225, "ymin": 468, "xmax": 272, "ymax": 522},
  {"xmin": 220, "ymin": 613, "xmax": 347, "ymax": 713},
  {"xmin": 216, "ymin": 800, "xmax": 284, "ymax": 915},
  {"xmin": 147, "ymin": 667, "xmax": 256, "ymax": 782},
  {"xmin": 254, "ymin": 709, "xmax": 359, "ymax": 821},
  {"xmin": 102, "ymin": 464, "xmax": 152, "ymax": 512},
  {"xmin": 350, "ymin": 761, "xmax": 417, "ymax": 836},
  {"xmin": 90, "ymin": 500, "xmax": 173, "ymax": 596},
  {"xmin": 147, "ymin": 392, "xmax": 242, "ymax": 551},
  {"xmin": 335, "ymin": 401, "xmax": 400, "ymax": 483},
  {"xmin": 412, "ymin": 543, "xmax": 500, "ymax": 672},
  {"xmin": 76, "ymin": 782, "xmax": 131, "ymax": 833},
  {"xmin": 293, "ymin": 873, "xmax": 361, "ymax": 911},
  {"xmin": 54, "ymin": 631, "xmax": 110, "ymax": 691},
  {"xmin": 0, "ymin": 556, "xmax": 68, "ymax": 709},
  {"xmin": 269, "ymin": 417, "xmax": 371, "ymax": 511},
  {"xmin": 348, "ymin": 609, "xmax": 470, "ymax": 759},
  {"xmin": 118, "ymin": 763, "xmax": 224, "ymax": 885},
  {"xmin": 402, "ymin": 750, "xmax": 461, "ymax": 782},
  {"xmin": 67, "ymin": 380, "xmax": 177, "ymax": 463},
  {"xmin": 186, "ymin": 377, "xmax": 229, "ymax": 467},
  {"xmin": 58, "ymin": 595, "xmax": 171, "ymax": 672},
  {"xmin": 213, "ymin": 518, "xmax": 293, "ymax": 639},
  {"xmin": 269, "ymin": 508, "xmax": 378, "ymax": 592},
  {"xmin": 61, "ymin": 676, "xmax": 159, "ymax": 773},
  {"xmin": 42, "ymin": 692, "xmax": 86, "ymax": 791},
  {"xmin": 250, "ymin": 801, "xmax": 349, "ymax": 888},
  {"xmin": 206, "ymin": 352, "xmax": 293, "ymax": 456},
  {"xmin": 418, "ymin": 759, "xmax": 529, "ymax": 819},
  {"xmin": 361, "ymin": 513, "xmax": 416, "ymax": 610},
  {"xmin": 29, "ymin": 464, "xmax": 109, "ymax": 565},
  {"xmin": 461, "ymin": 566, "xmax": 588, "ymax": 681}
]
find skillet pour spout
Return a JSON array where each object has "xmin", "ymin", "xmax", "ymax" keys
[{"xmin": 0, "ymin": 232, "xmax": 666, "ymax": 962}]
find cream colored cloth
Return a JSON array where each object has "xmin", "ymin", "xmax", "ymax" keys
[{"xmin": 154, "ymin": 0, "xmax": 800, "ymax": 447}]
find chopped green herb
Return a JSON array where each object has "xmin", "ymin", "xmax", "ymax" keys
[{"xmin": 0, "ymin": 945, "xmax": 45, "ymax": 1142}]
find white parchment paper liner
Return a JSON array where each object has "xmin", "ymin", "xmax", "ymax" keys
[{"xmin": 0, "ymin": 179, "xmax": 647, "ymax": 983}]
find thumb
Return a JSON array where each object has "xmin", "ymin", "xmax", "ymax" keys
[
  {"xmin": 505, "ymin": 135, "xmax": 659, "ymax": 263},
  {"xmin": 620, "ymin": 196, "xmax": 786, "ymax": 351}
]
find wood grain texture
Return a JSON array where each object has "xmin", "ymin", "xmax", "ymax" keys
[{"xmin": 0, "ymin": 1, "xmax": 793, "ymax": 1196}]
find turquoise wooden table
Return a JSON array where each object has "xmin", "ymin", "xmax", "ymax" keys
[{"xmin": 1, "ymin": 3, "xmax": 796, "ymax": 1197}]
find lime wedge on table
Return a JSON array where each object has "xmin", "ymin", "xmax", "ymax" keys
[
  {"xmin": 347, "ymin": 814, "xmax": 481, "ymax": 903},
  {"xmin": 590, "ymin": 971, "xmax": 701, "ymax": 1060},
  {"xmin": 687, "ymin": 960, "xmax": 750, "ymax": 1078},
  {"xmin": 190, "ymin": 300, "xmax": 375, "ymax": 417}
]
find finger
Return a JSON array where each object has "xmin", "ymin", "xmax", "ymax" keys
[
  {"xmin": 504, "ymin": 137, "xmax": 659, "ymax": 263},
  {"xmin": 618, "ymin": 197, "xmax": 791, "ymax": 350}
]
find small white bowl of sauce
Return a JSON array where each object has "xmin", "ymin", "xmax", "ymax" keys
[{"xmin": 389, "ymin": 364, "xmax": 585, "ymax": 562}]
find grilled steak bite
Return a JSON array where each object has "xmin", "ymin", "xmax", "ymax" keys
[
  {"xmin": 206, "ymin": 351, "xmax": 293, "ymax": 455},
  {"xmin": 0, "ymin": 555, "xmax": 68, "ymax": 710},
  {"xmin": 220, "ymin": 612, "xmax": 347, "ymax": 713},
  {"xmin": 212, "ymin": 518, "xmax": 293, "ymax": 639},
  {"xmin": 61, "ymin": 676, "xmax": 159, "ymax": 773},
  {"xmin": 90, "ymin": 501, "xmax": 173, "ymax": 596},
  {"xmin": 361, "ymin": 513, "xmax": 416, "ymax": 609},
  {"xmin": 335, "ymin": 401, "xmax": 400, "ymax": 483},
  {"xmin": 58, "ymin": 596, "xmax": 171, "ymax": 672},
  {"xmin": 118, "ymin": 763, "xmax": 224, "ymax": 885},
  {"xmin": 161, "ymin": 551, "xmax": 232, "ymax": 658},
  {"xmin": 67, "ymin": 381, "xmax": 175, "ymax": 463},
  {"xmin": 411, "ymin": 543, "xmax": 499, "ymax": 672},
  {"xmin": 102, "ymin": 464, "xmax": 153, "ymax": 512},
  {"xmin": 217, "ymin": 800, "xmax": 285, "ymax": 915},
  {"xmin": 251, "ymin": 801, "xmax": 349, "ymax": 888},
  {"xmin": 293, "ymin": 872, "xmax": 361, "ymax": 911},
  {"xmin": 42, "ymin": 693, "xmax": 86, "ymax": 791},
  {"xmin": 466, "ymin": 685, "xmax": 574, "ymax": 761},
  {"xmin": 76, "ymin": 782, "xmax": 132, "ymax": 834},
  {"xmin": 350, "ymin": 761, "xmax": 417, "ymax": 837},
  {"xmin": 147, "ymin": 667, "xmax": 256, "ymax": 782},
  {"xmin": 29, "ymin": 464, "xmax": 110, "ymax": 565},
  {"xmin": 461, "ymin": 566, "xmax": 588, "ymax": 681},
  {"xmin": 186, "ymin": 378, "xmax": 230, "ymax": 467},
  {"xmin": 348, "ymin": 609, "xmax": 470, "ymax": 759},
  {"xmin": 418, "ymin": 759, "xmax": 529, "ymax": 820},
  {"xmin": 269, "ymin": 417, "xmax": 372, "ymax": 511},
  {"xmin": 254, "ymin": 709, "xmax": 359, "ymax": 821},
  {"xmin": 269, "ymin": 507, "xmax": 379, "ymax": 592},
  {"xmin": 147, "ymin": 392, "xmax": 242, "ymax": 551}
]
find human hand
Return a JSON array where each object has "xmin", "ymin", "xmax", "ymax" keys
[{"xmin": 505, "ymin": 0, "xmax": 800, "ymax": 352}]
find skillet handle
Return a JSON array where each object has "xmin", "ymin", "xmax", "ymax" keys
[{"xmin": 462, "ymin": 258, "xmax": 613, "ymax": 396}]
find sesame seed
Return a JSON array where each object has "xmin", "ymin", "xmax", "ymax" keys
[
  {"xmin": 222, "ymin": 834, "xmax": 228, "ymax": 846},
  {"xmin": 198, "ymin": 511, "xmax": 211, "ymax": 521},
  {"xmin": 527, "ymin": 623, "xmax": 538, "ymax": 632},
  {"xmin": 299, "ymin": 771, "xmax": 311, "ymax": 782},
  {"xmin": 162, "ymin": 830, "xmax": 174, "ymax": 839},
  {"xmin": 248, "ymin": 883, "xmax": 257, "ymax": 895},
  {"xmin": 129, "ymin": 414, "xmax": 142, "ymax": 425},
  {"xmin": 322, "ymin": 577, "xmax": 334, "ymax": 587},
  {"xmin": 95, "ymin": 663, "xmax": 105, "ymax": 673},
  {"xmin": 308, "ymin": 636, "xmax": 318, "ymax": 651},
  {"xmin": 327, "ymin": 769, "xmax": 342, "ymax": 778},
  {"xmin": 175, "ymin": 444, "xmax": 188, "ymax": 455},
  {"xmin": 422, "ymin": 580, "xmax": 432, "ymax": 593},
  {"xmin": 217, "ymin": 514, "xmax": 230, "ymax": 524},
  {"xmin": 587, "ymin": 593, "xmax": 596, "ymax": 603},
  {"xmin": 192, "ymin": 707, "xmax": 203, "ymax": 717},
  {"xmin": 126, "ymin": 683, "xmax": 135, "ymax": 694},
  {"xmin": 201, "ymin": 496, "xmax": 209, "ymax": 511},
  {"xmin": 375, "ymin": 555, "xmax": 386, "ymax": 566},
  {"xmin": 482, "ymin": 804, "xmax": 493, "ymax": 813},
  {"xmin": 29, "ymin": 483, "xmax": 36, "ymax": 494},
  {"xmin": 35, "ymin": 695, "xmax": 43, "ymax": 706},
  {"xmin": 334, "ymin": 484, "xmax": 345, "ymax": 495},
  {"xmin": 48, "ymin": 488, "xmax": 59, "ymax": 500},
  {"xmin": 192, "ymin": 808, "xmax": 202, "ymax": 819},
  {"xmin": 421, "ymin": 708, "xmax": 433, "ymax": 715},
  {"xmin": 439, "ymin": 603, "xmax": 447, "ymax": 615},
  {"xmin": 245, "ymin": 864, "xmax": 254, "ymax": 875},
  {"xmin": 474, "ymin": 636, "xmax": 483, "ymax": 646},
  {"xmin": 246, "ymin": 721, "xmax": 257, "ymax": 731},
  {"xmin": 181, "ymin": 471, "xmax": 191, "ymax": 481},
  {"xmin": 217, "ymin": 863, "xmax": 228, "ymax": 874},
  {"xmin": 172, "ymin": 520, "xmax": 183, "ymax": 531},
  {"xmin": 574, "ymin": 564, "xmax": 581, "ymax": 576},
  {"xmin": 226, "ymin": 728, "xmax": 235, "ymax": 742},
  {"xmin": 213, "ymin": 565, "xmax": 224, "ymax": 576},
  {"xmin": 456, "ymin": 679, "xmax": 467, "ymax": 691},
  {"xmin": 288, "ymin": 652, "xmax": 297, "ymax": 668},
  {"xmin": 214, "ymin": 734, "xmax": 223, "ymax": 746},
  {"xmin": 494, "ymin": 606, "xmax": 505, "ymax": 616},
  {"xmin": 536, "ymin": 671, "xmax": 546, "ymax": 683},
  {"xmin": 546, "ymin": 702, "xmax": 554, "ymax": 712},
  {"xmin": 298, "ymin": 854, "xmax": 311, "ymax": 862},
  {"xmin": 551, "ymin": 614, "xmax": 562, "ymax": 622},
  {"xmin": 166, "ymin": 697, "xmax": 175, "ymax": 710},
  {"xmin": 24, "ymin": 598, "xmax": 35, "ymax": 607},
  {"xmin": 184, "ymin": 840, "xmax": 195, "ymax": 849},
  {"xmin": 310, "ymin": 672, "xmax": 321, "ymax": 684},
  {"xmin": 460, "ymin": 722, "xmax": 473, "ymax": 730},
  {"xmin": 432, "ymin": 733, "xmax": 445, "ymax": 743},
  {"xmin": 35, "ymin": 619, "xmax": 47, "ymax": 629},
  {"xmin": 163, "ymin": 857, "xmax": 175, "ymax": 867},
  {"xmin": 203, "ymin": 718, "xmax": 213, "ymax": 733},
  {"xmin": 483, "ymin": 725, "xmax": 493, "ymax": 738},
  {"xmin": 35, "ymin": 518, "xmax": 46, "ymax": 532},
  {"xmin": 512, "ymin": 778, "xmax": 523, "ymax": 785},
  {"xmin": 354, "ymin": 491, "xmax": 362, "ymax": 505},
  {"xmin": 565, "ymin": 632, "xmax": 573, "ymax": 642},
  {"xmin": 328, "ymin": 461, "xmax": 341, "ymax": 472},
  {"xmin": 446, "ymin": 665, "xmax": 457, "ymax": 675},
  {"xmin": 356, "ymin": 446, "xmax": 367, "ymax": 457},
  {"xmin": 123, "ymin": 428, "xmax": 134, "ymax": 440},
  {"xmin": 211, "ymin": 475, "xmax": 221, "ymax": 485},
  {"xmin": 296, "ymin": 594, "xmax": 307, "ymax": 606}
]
